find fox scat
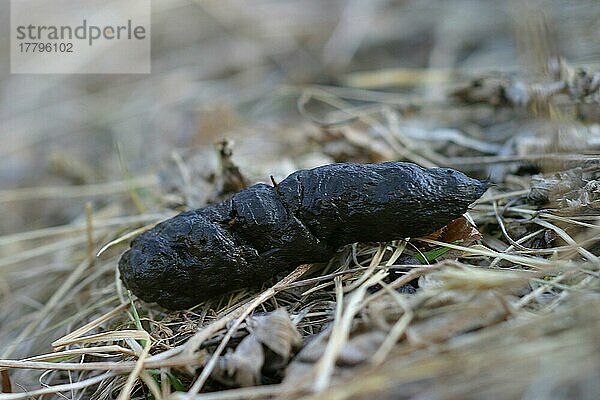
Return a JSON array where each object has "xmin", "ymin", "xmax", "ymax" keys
[{"xmin": 119, "ymin": 162, "xmax": 487, "ymax": 309}]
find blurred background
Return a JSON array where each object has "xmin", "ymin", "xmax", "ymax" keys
[
  {"xmin": 1, "ymin": 1, "xmax": 599, "ymax": 395},
  {"xmin": 1, "ymin": 0, "xmax": 599, "ymax": 234}
]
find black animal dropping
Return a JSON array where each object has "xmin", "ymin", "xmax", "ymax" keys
[{"xmin": 119, "ymin": 162, "xmax": 487, "ymax": 309}]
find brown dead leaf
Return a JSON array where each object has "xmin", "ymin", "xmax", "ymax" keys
[
  {"xmin": 1, "ymin": 370, "xmax": 11, "ymax": 393},
  {"xmin": 212, "ymin": 308, "xmax": 302, "ymax": 387},
  {"xmin": 248, "ymin": 308, "xmax": 302, "ymax": 364},
  {"xmin": 418, "ymin": 216, "xmax": 483, "ymax": 262},
  {"xmin": 212, "ymin": 334, "xmax": 265, "ymax": 387},
  {"xmin": 528, "ymin": 167, "xmax": 587, "ymax": 205},
  {"xmin": 420, "ymin": 216, "xmax": 482, "ymax": 246},
  {"xmin": 528, "ymin": 166, "xmax": 600, "ymax": 214}
]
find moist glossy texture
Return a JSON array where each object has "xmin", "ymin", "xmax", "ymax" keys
[{"xmin": 119, "ymin": 162, "xmax": 487, "ymax": 309}]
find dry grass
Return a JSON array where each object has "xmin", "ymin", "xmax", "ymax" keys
[
  {"xmin": 1, "ymin": 1, "xmax": 600, "ymax": 399},
  {"xmin": 0, "ymin": 117, "xmax": 598, "ymax": 398}
]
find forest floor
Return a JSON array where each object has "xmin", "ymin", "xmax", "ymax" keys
[{"xmin": 0, "ymin": 1, "xmax": 599, "ymax": 399}]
